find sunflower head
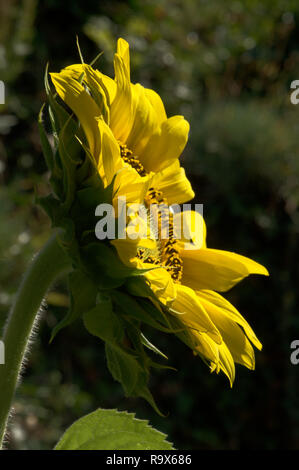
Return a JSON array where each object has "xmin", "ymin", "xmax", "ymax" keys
[{"xmin": 38, "ymin": 37, "xmax": 269, "ymax": 412}]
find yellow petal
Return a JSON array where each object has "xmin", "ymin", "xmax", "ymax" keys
[
  {"xmin": 172, "ymin": 209, "xmax": 206, "ymax": 248},
  {"xmin": 197, "ymin": 290, "xmax": 257, "ymax": 370},
  {"xmin": 50, "ymin": 71, "xmax": 101, "ymax": 159},
  {"xmin": 97, "ymin": 71, "xmax": 117, "ymax": 105},
  {"xmin": 181, "ymin": 248, "xmax": 269, "ymax": 292},
  {"xmin": 145, "ymin": 88, "xmax": 167, "ymax": 124},
  {"xmin": 191, "ymin": 331, "xmax": 220, "ymax": 365},
  {"xmin": 64, "ymin": 64, "xmax": 117, "ymax": 106},
  {"xmin": 111, "ymin": 237, "xmax": 156, "ymax": 267},
  {"xmin": 81, "ymin": 65, "xmax": 111, "ymax": 123},
  {"xmin": 64, "ymin": 63, "xmax": 85, "ymax": 77},
  {"xmin": 151, "ymin": 160, "xmax": 194, "ymax": 205},
  {"xmin": 126, "ymin": 83, "xmax": 160, "ymax": 159},
  {"xmin": 185, "ymin": 328, "xmax": 235, "ymax": 385},
  {"xmin": 97, "ymin": 118, "xmax": 123, "ymax": 185},
  {"xmin": 144, "ymin": 266, "xmax": 176, "ymax": 305},
  {"xmin": 197, "ymin": 290, "xmax": 262, "ymax": 351},
  {"xmin": 217, "ymin": 342, "xmax": 236, "ymax": 386},
  {"xmin": 110, "ymin": 48, "xmax": 133, "ymax": 143},
  {"xmin": 141, "ymin": 115, "xmax": 190, "ymax": 172},
  {"xmin": 112, "ymin": 38, "xmax": 160, "ymax": 154},
  {"xmin": 113, "ymin": 167, "xmax": 153, "ymax": 209},
  {"xmin": 172, "ymin": 284, "xmax": 222, "ymax": 344},
  {"xmin": 111, "ymin": 39, "xmax": 189, "ymax": 174},
  {"xmin": 116, "ymin": 38, "xmax": 130, "ymax": 79}
]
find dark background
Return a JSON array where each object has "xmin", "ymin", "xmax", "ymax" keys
[{"xmin": 1, "ymin": 0, "xmax": 299, "ymax": 449}]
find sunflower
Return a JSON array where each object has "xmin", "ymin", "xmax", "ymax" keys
[{"xmin": 49, "ymin": 37, "xmax": 269, "ymax": 385}]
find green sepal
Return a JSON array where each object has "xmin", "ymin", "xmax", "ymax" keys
[
  {"xmin": 105, "ymin": 342, "xmax": 142, "ymax": 397},
  {"xmin": 140, "ymin": 333, "xmax": 168, "ymax": 360},
  {"xmin": 38, "ymin": 104, "xmax": 55, "ymax": 173},
  {"xmin": 38, "ymin": 105, "xmax": 64, "ymax": 198},
  {"xmin": 83, "ymin": 293, "xmax": 124, "ymax": 344},
  {"xmin": 36, "ymin": 194, "xmax": 63, "ymax": 225},
  {"xmin": 57, "ymin": 119, "xmax": 81, "ymax": 211},
  {"xmin": 112, "ymin": 290, "xmax": 177, "ymax": 334},
  {"xmin": 44, "ymin": 63, "xmax": 90, "ymax": 210},
  {"xmin": 105, "ymin": 342, "xmax": 163, "ymax": 415},
  {"xmin": 50, "ymin": 269, "xmax": 98, "ymax": 342},
  {"xmin": 125, "ymin": 275, "xmax": 156, "ymax": 299},
  {"xmin": 82, "ymin": 243, "xmax": 142, "ymax": 289},
  {"xmin": 82, "ymin": 293, "xmax": 165, "ymax": 414},
  {"xmin": 44, "ymin": 64, "xmax": 73, "ymax": 134}
]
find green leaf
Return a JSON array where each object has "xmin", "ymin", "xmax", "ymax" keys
[{"xmin": 54, "ymin": 408, "xmax": 174, "ymax": 450}]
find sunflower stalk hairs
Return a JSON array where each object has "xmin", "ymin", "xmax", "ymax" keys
[{"xmin": 0, "ymin": 38, "xmax": 268, "ymax": 448}]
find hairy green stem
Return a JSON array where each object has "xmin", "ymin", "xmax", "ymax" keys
[{"xmin": 0, "ymin": 232, "xmax": 71, "ymax": 447}]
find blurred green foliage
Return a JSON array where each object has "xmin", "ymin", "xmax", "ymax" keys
[{"xmin": 1, "ymin": 0, "xmax": 299, "ymax": 449}]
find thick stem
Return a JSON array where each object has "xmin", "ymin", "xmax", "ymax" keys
[{"xmin": 0, "ymin": 231, "xmax": 71, "ymax": 446}]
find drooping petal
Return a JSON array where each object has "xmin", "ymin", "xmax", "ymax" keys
[
  {"xmin": 189, "ymin": 331, "xmax": 220, "ymax": 366},
  {"xmin": 181, "ymin": 248, "xmax": 269, "ymax": 292},
  {"xmin": 172, "ymin": 284, "xmax": 222, "ymax": 344},
  {"xmin": 182, "ymin": 324, "xmax": 236, "ymax": 386},
  {"xmin": 197, "ymin": 291, "xmax": 257, "ymax": 370},
  {"xmin": 196, "ymin": 289, "xmax": 262, "ymax": 351},
  {"xmin": 217, "ymin": 342, "xmax": 236, "ymax": 386}
]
